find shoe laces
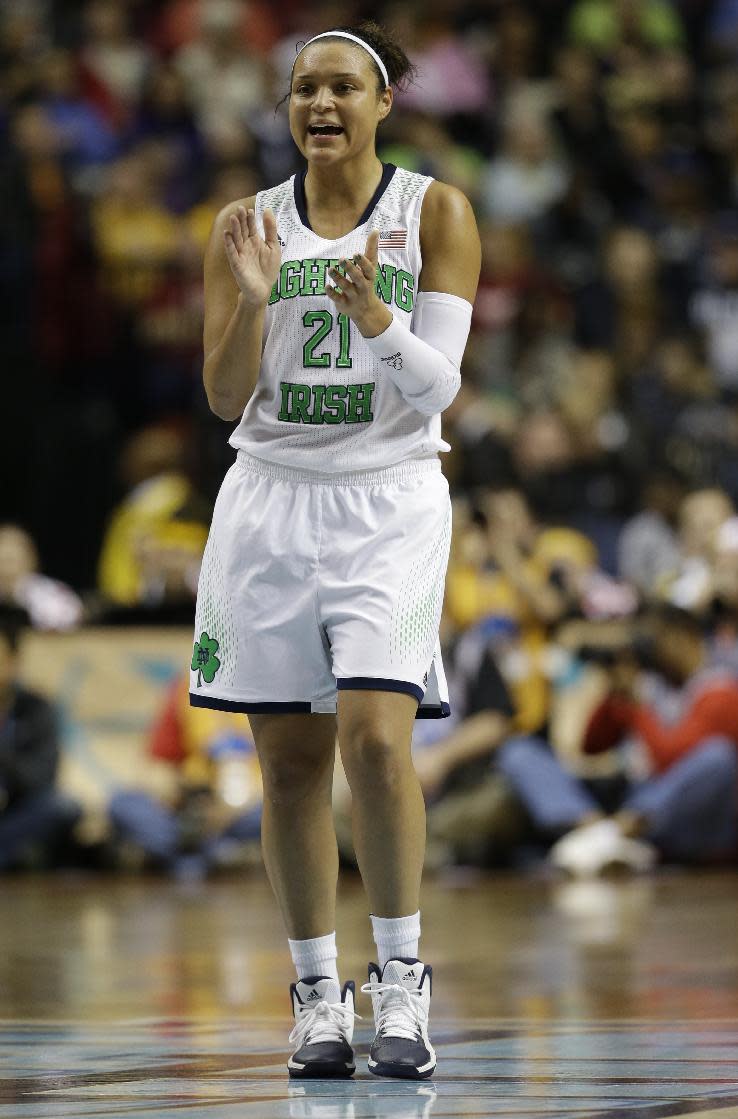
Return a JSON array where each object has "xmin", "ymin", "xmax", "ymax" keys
[
  {"xmin": 289, "ymin": 998, "xmax": 359, "ymax": 1048},
  {"xmin": 360, "ymin": 981, "xmax": 427, "ymax": 1041}
]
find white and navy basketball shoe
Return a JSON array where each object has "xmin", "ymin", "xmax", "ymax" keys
[
  {"xmin": 362, "ymin": 958, "xmax": 435, "ymax": 1079},
  {"xmin": 288, "ymin": 977, "xmax": 356, "ymax": 1078}
]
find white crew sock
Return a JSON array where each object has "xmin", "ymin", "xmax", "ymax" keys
[
  {"xmin": 288, "ymin": 931, "xmax": 339, "ymax": 983},
  {"xmin": 371, "ymin": 911, "xmax": 421, "ymax": 968}
]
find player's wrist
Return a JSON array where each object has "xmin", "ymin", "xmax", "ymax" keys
[
  {"xmin": 236, "ymin": 289, "xmax": 269, "ymax": 313},
  {"xmin": 354, "ymin": 302, "xmax": 393, "ymax": 339}
]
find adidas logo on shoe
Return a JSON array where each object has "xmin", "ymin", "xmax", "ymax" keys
[
  {"xmin": 403, "ymin": 970, "xmax": 417, "ymax": 981},
  {"xmin": 306, "ymin": 989, "xmax": 322, "ymax": 1001}
]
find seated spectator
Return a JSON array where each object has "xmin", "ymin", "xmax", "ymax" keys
[
  {"xmin": 472, "ymin": 223, "xmax": 567, "ymax": 391},
  {"xmin": 402, "ymin": 12, "xmax": 491, "ymax": 115},
  {"xmin": 415, "ymin": 626, "xmax": 528, "ymax": 868},
  {"xmin": 90, "ymin": 145, "xmax": 180, "ymax": 308},
  {"xmin": 575, "ymin": 227, "xmax": 667, "ymax": 363},
  {"xmin": 173, "ymin": 1, "xmax": 268, "ymax": 146},
  {"xmin": 108, "ymin": 673, "xmax": 261, "ymax": 878},
  {"xmin": 79, "ymin": 0, "xmax": 154, "ymax": 128},
  {"xmin": 153, "ymin": 0, "xmax": 278, "ymax": 57},
  {"xmin": 0, "ymin": 610, "xmax": 82, "ymax": 870},
  {"xmin": 497, "ymin": 605, "xmax": 738, "ymax": 874},
  {"xmin": 97, "ymin": 424, "xmax": 210, "ymax": 609},
  {"xmin": 552, "ymin": 45, "xmax": 612, "ymax": 173},
  {"xmin": 690, "ymin": 213, "xmax": 738, "ymax": 396},
  {"xmin": 512, "ymin": 409, "xmax": 631, "ymax": 549},
  {"xmin": 36, "ymin": 48, "xmax": 118, "ymax": 173},
  {"xmin": 480, "ymin": 106, "xmax": 569, "ymax": 225},
  {"xmin": 125, "ymin": 61, "xmax": 206, "ymax": 213},
  {"xmin": 445, "ymin": 487, "xmax": 557, "ymax": 736},
  {"xmin": 659, "ymin": 487, "xmax": 734, "ymax": 610},
  {"xmin": 617, "ymin": 466, "xmax": 685, "ymax": 599},
  {"xmin": 0, "ymin": 525, "xmax": 83, "ymax": 631},
  {"xmin": 628, "ymin": 334, "xmax": 716, "ymax": 458}
]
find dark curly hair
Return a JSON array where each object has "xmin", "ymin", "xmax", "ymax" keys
[{"xmin": 278, "ymin": 19, "xmax": 417, "ymax": 109}]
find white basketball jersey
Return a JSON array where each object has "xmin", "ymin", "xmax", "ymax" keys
[{"xmin": 228, "ymin": 164, "xmax": 449, "ymax": 472}]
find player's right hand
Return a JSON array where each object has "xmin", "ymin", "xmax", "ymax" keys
[{"xmin": 224, "ymin": 206, "xmax": 281, "ymax": 307}]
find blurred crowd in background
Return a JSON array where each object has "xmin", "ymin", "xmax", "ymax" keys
[{"xmin": 3, "ymin": 0, "xmax": 738, "ymax": 878}]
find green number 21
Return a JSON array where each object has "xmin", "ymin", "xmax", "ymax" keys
[{"xmin": 303, "ymin": 311, "xmax": 353, "ymax": 369}]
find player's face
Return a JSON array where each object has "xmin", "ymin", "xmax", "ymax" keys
[{"xmin": 289, "ymin": 42, "xmax": 391, "ymax": 165}]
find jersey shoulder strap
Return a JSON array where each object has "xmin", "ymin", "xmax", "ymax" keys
[
  {"xmin": 255, "ymin": 176, "xmax": 298, "ymax": 239},
  {"xmin": 372, "ymin": 167, "xmax": 433, "ymax": 224}
]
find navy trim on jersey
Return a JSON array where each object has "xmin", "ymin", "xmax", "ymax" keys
[
  {"xmin": 189, "ymin": 695, "xmax": 311, "ymax": 714},
  {"xmin": 336, "ymin": 676, "xmax": 424, "ymax": 703},
  {"xmin": 294, "ymin": 162, "xmax": 397, "ymax": 234}
]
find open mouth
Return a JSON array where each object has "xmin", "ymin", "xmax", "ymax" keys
[{"xmin": 308, "ymin": 124, "xmax": 344, "ymax": 137}]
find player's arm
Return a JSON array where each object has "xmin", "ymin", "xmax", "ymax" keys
[
  {"xmin": 202, "ymin": 197, "xmax": 281, "ymax": 421},
  {"xmin": 328, "ymin": 182, "xmax": 480, "ymax": 416},
  {"xmin": 417, "ymin": 180, "xmax": 481, "ymax": 302}
]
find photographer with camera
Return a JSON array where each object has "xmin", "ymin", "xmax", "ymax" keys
[{"xmin": 496, "ymin": 605, "xmax": 738, "ymax": 874}]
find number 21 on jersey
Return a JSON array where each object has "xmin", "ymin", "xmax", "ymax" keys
[{"xmin": 303, "ymin": 311, "xmax": 352, "ymax": 369}]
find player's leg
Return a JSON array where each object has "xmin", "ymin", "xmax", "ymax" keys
[
  {"xmin": 336, "ymin": 690, "xmax": 423, "ymax": 918},
  {"xmin": 250, "ymin": 711, "xmax": 355, "ymax": 1078},
  {"xmin": 250, "ymin": 711, "xmax": 339, "ymax": 941},
  {"xmin": 337, "ymin": 690, "xmax": 435, "ymax": 1080}
]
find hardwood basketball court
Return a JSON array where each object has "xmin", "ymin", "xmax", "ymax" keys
[{"xmin": 1, "ymin": 869, "xmax": 737, "ymax": 1118}]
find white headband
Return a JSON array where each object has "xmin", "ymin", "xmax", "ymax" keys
[{"xmin": 293, "ymin": 30, "xmax": 390, "ymax": 89}]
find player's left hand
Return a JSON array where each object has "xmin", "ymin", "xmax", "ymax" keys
[{"xmin": 326, "ymin": 230, "xmax": 393, "ymax": 337}]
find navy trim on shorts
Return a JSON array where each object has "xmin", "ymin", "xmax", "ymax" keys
[
  {"xmin": 189, "ymin": 695, "xmax": 311, "ymax": 714},
  {"xmin": 415, "ymin": 702, "xmax": 452, "ymax": 720},
  {"xmin": 336, "ymin": 677, "xmax": 425, "ymax": 704},
  {"xmin": 190, "ymin": 690, "xmax": 451, "ymax": 718}
]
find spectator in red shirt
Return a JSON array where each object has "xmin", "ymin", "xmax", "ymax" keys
[
  {"xmin": 496, "ymin": 605, "xmax": 738, "ymax": 873},
  {"xmin": 582, "ymin": 605, "xmax": 738, "ymax": 770}
]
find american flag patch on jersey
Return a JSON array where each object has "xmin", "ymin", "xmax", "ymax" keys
[{"xmin": 378, "ymin": 229, "xmax": 407, "ymax": 248}]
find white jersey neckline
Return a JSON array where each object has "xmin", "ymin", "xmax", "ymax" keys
[{"xmin": 292, "ymin": 162, "xmax": 398, "ymax": 241}]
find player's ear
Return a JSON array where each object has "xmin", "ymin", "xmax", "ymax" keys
[{"xmin": 377, "ymin": 87, "xmax": 392, "ymax": 123}]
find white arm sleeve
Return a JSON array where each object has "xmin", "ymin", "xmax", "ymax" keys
[{"xmin": 362, "ymin": 291, "xmax": 472, "ymax": 416}]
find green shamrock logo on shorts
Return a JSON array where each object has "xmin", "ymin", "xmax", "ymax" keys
[{"xmin": 191, "ymin": 632, "xmax": 221, "ymax": 687}]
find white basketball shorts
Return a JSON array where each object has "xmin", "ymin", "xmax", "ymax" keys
[{"xmin": 189, "ymin": 450, "xmax": 451, "ymax": 717}]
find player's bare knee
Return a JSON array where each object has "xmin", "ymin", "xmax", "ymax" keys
[
  {"xmin": 258, "ymin": 733, "xmax": 334, "ymax": 805},
  {"xmin": 260, "ymin": 748, "xmax": 333, "ymax": 806},
  {"xmin": 251, "ymin": 714, "xmax": 336, "ymax": 805},
  {"xmin": 261, "ymin": 761, "xmax": 320, "ymax": 806},
  {"xmin": 340, "ymin": 729, "xmax": 411, "ymax": 795}
]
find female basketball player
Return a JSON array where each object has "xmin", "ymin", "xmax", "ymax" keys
[{"xmin": 192, "ymin": 20, "xmax": 480, "ymax": 1079}]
